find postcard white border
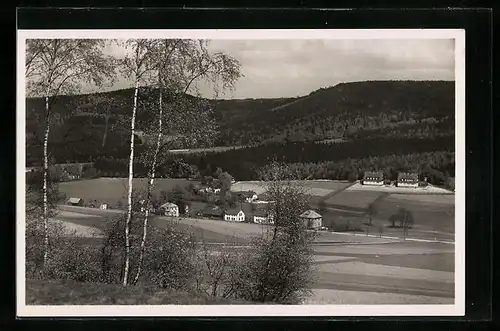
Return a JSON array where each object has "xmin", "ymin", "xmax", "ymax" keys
[{"xmin": 16, "ymin": 29, "xmax": 465, "ymax": 317}]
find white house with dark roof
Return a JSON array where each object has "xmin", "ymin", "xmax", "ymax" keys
[
  {"xmin": 362, "ymin": 171, "xmax": 384, "ymax": 186},
  {"xmin": 397, "ymin": 172, "xmax": 419, "ymax": 188},
  {"xmin": 253, "ymin": 209, "xmax": 274, "ymax": 224},
  {"xmin": 224, "ymin": 208, "xmax": 245, "ymax": 222}
]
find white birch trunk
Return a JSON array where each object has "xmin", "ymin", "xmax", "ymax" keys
[
  {"xmin": 42, "ymin": 95, "xmax": 50, "ymax": 268},
  {"xmin": 133, "ymin": 81, "xmax": 163, "ymax": 285},
  {"xmin": 123, "ymin": 81, "xmax": 139, "ymax": 286}
]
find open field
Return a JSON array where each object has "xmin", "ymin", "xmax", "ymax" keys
[
  {"xmin": 372, "ymin": 194, "xmax": 455, "ymax": 234},
  {"xmin": 231, "ymin": 180, "xmax": 353, "ymax": 197},
  {"xmin": 58, "ymin": 178, "xmax": 199, "ymax": 207},
  {"xmin": 324, "ymin": 190, "xmax": 387, "ymax": 210},
  {"xmin": 305, "ymin": 289, "xmax": 453, "ymax": 304}
]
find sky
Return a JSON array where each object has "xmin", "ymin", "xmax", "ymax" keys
[{"xmin": 102, "ymin": 38, "xmax": 455, "ymax": 99}]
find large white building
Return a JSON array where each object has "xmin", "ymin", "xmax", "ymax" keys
[
  {"xmin": 397, "ymin": 172, "xmax": 419, "ymax": 188},
  {"xmin": 362, "ymin": 171, "xmax": 384, "ymax": 186},
  {"xmin": 224, "ymin": 208, "xmax": 245, "ymax": 222}
]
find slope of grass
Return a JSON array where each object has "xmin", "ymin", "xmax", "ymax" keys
[{"xmin": 26, "ymin": 279, "xmax": 250, "ymax": 305}]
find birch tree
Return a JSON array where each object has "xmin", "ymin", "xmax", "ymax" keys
[
  {"xmin": 25, "ymin": 39, "xmax": 115, "ymax": 268},
  {"xmin": 118, "ymin": 39, "xmax": 157, "ymax": 286},
  {"xmin": 132, "ymin": 39, "xmax": 241, "ymax": 285}
]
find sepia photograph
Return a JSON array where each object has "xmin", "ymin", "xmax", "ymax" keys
[{"xmin": 17, "ymin": 29, "xmax": 465, "ymax": 317}]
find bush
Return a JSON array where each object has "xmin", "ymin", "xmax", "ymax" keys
[
  {"xmin": 25, "ymin": 217, "xmax": 102, "ymax": 282},
  {"xmin": 100, "ymin": 214, "xmax": 198, "ymax": 289},
  {"xmin": 231, "ymin": 235, "xmax": 316, "ymax": 304},
  {"xmin": 45, "ymin": 244, "xmax": 103, "ymax": 283},
  {"xmin": 194, "ymin": 238, "xmax": 245, "ymax": 298}
]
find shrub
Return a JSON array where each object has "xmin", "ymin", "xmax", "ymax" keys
[
  {"xmin": 25, "ymin": 217, "xmax": 102, "ymax": 282},
  {"xmin": 100, "ymin": 214, "xmax": 197, "ymax": 289},
  {"xmin": 194, "ymin": 238, "xmax": 244, "ymax": 298}
]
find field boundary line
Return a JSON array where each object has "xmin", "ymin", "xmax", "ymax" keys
[
  {"xmin": 328, "ymin": 231, "xmax": 455, "ymax": 245},
  {"xmin": 318, "ymin": 180, "xmax": 358, "ymax": 203}
]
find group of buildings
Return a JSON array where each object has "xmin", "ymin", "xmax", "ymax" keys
[{"xmin": 362, "ymin": 171, "xmax": 421, "ymax": 188}]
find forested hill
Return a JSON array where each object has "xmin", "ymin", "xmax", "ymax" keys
[
  {"xmin": 26, "ymin": 80, "xmax": 455, "ymax": 166},
  {"xmin": 215, "ymin": 80, "xmax": 455, "ymax": 145}
]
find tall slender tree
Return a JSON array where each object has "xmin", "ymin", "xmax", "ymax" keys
[
  {"xmin": 132, "ymin": 39, "xmax": 241, "ymax": 284},
  {"xmin": 25, "ymin": 39, "xmax": 115, "ymax": 268},
  {"xmin": 117, "ymin": 39, "xmax": 158, "ymax": 286}
]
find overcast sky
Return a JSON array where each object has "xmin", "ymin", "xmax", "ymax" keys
[{"xmin": 103, "ymin": 39, "xmax": 455, "ymax": 99}]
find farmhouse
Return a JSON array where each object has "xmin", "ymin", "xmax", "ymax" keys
[
  {"xmin": 224, "ymin": 208, "xmax": 245, "ymax": 222},
  {"xmin": 300, "ymin": 210, "xmax": 323, "ymax": 230},
  {"xmin": 159, "ymin": 202, "xmax": 180, "ymax": 217},
  {"xmin": 68, "ymin": 197, "xmax": 84, "ymax": 206},
  {"xmin": 253, "ymin": 210, "xmax": 274, "ymax": 224},
  {"xmin": 362, "ymin": 171, "xmax": 384, "ymax": 186},
  {"xmin": 397, "ymin": 172, "xmax": 419, "ymax": 188}
]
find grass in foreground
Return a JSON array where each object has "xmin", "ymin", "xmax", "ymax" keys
[{"xmin": 26, "ymin": 279, "xmax": 250, "ymax": 305}]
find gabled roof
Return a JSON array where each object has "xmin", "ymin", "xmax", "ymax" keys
[
  {"xmin": 300, "ymin": 210, "xmax": 322, "ymax": 219},
  {"xmin": 68, "ymin": 197, "xmax": 83, "ymax": 204},
  {"xmin": 253, "ymin": 210, "xmax": 270, "ymax": 217},
  {"xmin": 225, "ymin": 208, "xmax": 244, "ymax": 215},
  {"xmin": 160, "ymin": 202, "xmax": 178, "ymax": 208},
  {"xmin": 363, "ymin": 171, "xmax": 384, "ymax": 179},
  {"xmin": 397, "ymin": 172, "xmax": 419, "ymax": 181}
]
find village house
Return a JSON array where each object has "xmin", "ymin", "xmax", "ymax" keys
[
  {"xmin": 99, "ymin": 203, "xmax": 108, "ymax": 210},
  {"xmin": 397, "ymin": 172, "xmax": 419, "ymax": 188},
  {"xmin": 253, "ymin": 210, "xmax": 274, "ymax": 225},
  {"xmin": 68, "ymin": 197, "xmax": 84, "ymax": 206},
  {"xmin": 299, "ymin": 210, "xmax": 323, "ymax": 230},
  {"xmin": 224, "ymin": 208, "xmax": 245, "ymax": 222},
  {"xmin": 362, "ymin": 171, "xmax": 384, "ymax": 186},
  {"xmin": 159, "ymin": 202, "xmax": 180, "ymax": 217}
]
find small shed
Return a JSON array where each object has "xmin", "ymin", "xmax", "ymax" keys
[
  {"xmin": 68, "ymin": 197, "xmax": 84, "ymax": 206},
  {"xmin": 300, "ymin": 210, "xmax": 323, "ymax": 229}
]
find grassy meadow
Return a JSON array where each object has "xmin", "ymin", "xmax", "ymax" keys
[{"xmin": 58, "ymin": 178, "xmax": 199, "ymax": 207}]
